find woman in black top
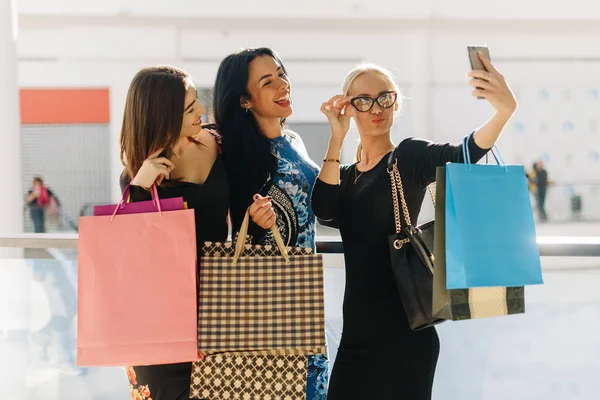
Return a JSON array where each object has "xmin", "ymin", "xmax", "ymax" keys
[
  {"xmin": 118, "ymin": 66, "xmax": 245, "ymax": 400},
  {"xmin": 312, "ymin": 54, "xmax": 517, "ymax": 399}
]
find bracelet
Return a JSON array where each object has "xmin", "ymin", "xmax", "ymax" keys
[{"xmin": 323, "ymin": 158, "xmax": 340, "ymax": 163}]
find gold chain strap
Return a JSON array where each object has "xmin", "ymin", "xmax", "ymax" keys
[
  {"xmin": 428, "ymin": 183, "xmax": 436, "ymax": 208},
  {"xmin": 392, "ymin": 164, "xmax": 413, "ymax": 227},
  {"xmin": 388, "ymin": 162, "xmax": 436, "ymax": 250},
  {"xmin": 388, "ymin": 164, "xmax": 410, "ymax": 249},
  {"xmin": 388, "ymin": 165, "xmax": 403, "ymax": 234}
]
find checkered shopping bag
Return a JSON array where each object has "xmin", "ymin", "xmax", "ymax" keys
[{"xmin": 196, "ymin": 211, "xmax": 326, "ymax": 355}]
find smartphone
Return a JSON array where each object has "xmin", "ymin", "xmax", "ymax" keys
[{"xmin": 467, "ymin": 45, "xmax": 491, "ymax": 99}]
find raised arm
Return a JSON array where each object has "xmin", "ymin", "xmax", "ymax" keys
[
  {"xmin": 312, "ymin": 95, "xmax": 353, "ymax": 224},
  {"xmin": 468, "ymin": 51, "xmax": 517, "ymax": 149},
  {"xmin": 403, "ymin": 135, "xmax": 488, "ymax": 187},
  {"xmin": 408, "ymin": 51, "xmax": 518, "ymax": 186}
]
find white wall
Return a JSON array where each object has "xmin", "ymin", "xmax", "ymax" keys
[
  {"xmin": 16, "ymin": 0, "xmax": 600, "ymax": 20},
  {"xmin": 15, "ymin": 3, "xmax": 600, "ymax": 219}
]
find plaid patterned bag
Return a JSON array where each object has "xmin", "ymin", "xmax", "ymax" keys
[
  {"xmin": 432, "ymin": 166, "xmax": 525, "ymax": 320},
  {"xmin": 197, "ymin": 211, "xmax": 327, "ymax": 355},
  {"xmin": 190, "ymin": 353, "xmax": 308, "ymax": 400}
]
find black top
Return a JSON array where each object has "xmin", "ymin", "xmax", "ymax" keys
[
  {"xmin": 312, "ymin": 135, "xmax": 488, "ymax": 344},
  {"xmin": 119, "ymin": 156, "xmax": 230, "ymax": 256},
  {"xmin": 535, "ymin": 168, "xmax": 548, "ymax": 192}
]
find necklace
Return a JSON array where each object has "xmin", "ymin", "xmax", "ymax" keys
[
  {"xmin": 353, "ymin": 168, "xmax": 364, "ymax": 184},
  {"xmin": 353, "ymin": 147, "xmax": 395, "ymax": 184}
]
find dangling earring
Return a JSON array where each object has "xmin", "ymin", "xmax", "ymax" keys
[{"xmin": 245, "ymin": 108, "xmax": 249, "ymax": 114}]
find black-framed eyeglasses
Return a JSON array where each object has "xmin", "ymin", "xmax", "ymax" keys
[{"xmin": 350, "ymin": 91, "xmax": 397, "ymax": 112}]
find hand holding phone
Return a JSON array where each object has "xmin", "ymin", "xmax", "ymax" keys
[
  {"xmin": 465, "ymin": 45, "xmax": 517, "ymax": 117},
  {"xmin": 468, "ymin": 45, "xmax": 491, "ymax": 99}
]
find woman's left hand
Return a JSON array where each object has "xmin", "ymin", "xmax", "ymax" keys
[{"xmin": 468, "ymin": 52, "xmax": 517, "ymax": 118}]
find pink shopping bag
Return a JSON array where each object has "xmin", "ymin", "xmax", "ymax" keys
[{"xmin": 77, "ymin": 185, "xmax": 198, "ymax": 366}]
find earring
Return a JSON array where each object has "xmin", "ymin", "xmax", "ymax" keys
[{"xmin": 245, "ymin": 108, "xmax": 249, "ymax": 114}]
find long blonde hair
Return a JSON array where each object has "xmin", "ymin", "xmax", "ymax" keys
[{"xmin": 342, "ymin": 64, "xmax": 401, "ymax": 162}]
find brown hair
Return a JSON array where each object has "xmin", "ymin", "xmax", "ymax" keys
[
  {"xmin": 120, "ymin": 66, "xmax": 190, "ymax": 180},
  {"xmin": 32, "ymin": 176, "xmax": 44, "ymax": 185}
]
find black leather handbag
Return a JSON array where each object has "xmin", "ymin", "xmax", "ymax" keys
[{"xmin": 387, "ymin": 150, "xmax": 446, "ymax": 331}]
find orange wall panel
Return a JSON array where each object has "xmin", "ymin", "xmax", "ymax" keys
[{"xmin": 20, "ymin": 89, "xmax": 110, "ymax": 124}]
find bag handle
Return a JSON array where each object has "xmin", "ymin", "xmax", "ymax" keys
[
  {"xmin": 233, "ymin": 209, "xmax": 290, "ymax": 265},
  {"xmin": 463, "ymin": 132, "xmax": 507, "ymax": 171},
  {"xmin": 110, "ymin": 184, "xmax": 162, "ymax": 221}
]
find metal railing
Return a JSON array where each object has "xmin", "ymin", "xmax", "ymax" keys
[{"xmin": 1, "ymin": 233, "xmax": 600, "ymax": 257}]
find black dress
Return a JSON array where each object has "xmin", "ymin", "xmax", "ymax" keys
[
  {"xmin": 120, "ymin": 154, "xmax": 230, "ymax": 400},
  {"xmin": 312, "ymin": 136, "xmax": 487, "ymax": 400}
]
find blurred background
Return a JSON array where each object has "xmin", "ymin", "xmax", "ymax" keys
[{"xmin": 0, "ymin": 0, "xmax": 599, "ymax": 399}]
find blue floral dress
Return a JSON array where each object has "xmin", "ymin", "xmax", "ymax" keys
[{"xmin": 267, "ymin": 132, "xmax": 329, "ymax": 400}]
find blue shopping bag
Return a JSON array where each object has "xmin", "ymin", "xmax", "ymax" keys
[{"xmin": 445, "ymin": 135, "xmax": 543, "ymax": 289}]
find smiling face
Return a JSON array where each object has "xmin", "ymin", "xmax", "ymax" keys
[
  {"xmin": 347, "ymin": 71, "xmax": 399, "ymax": 139},
  {"xmin": 243, "ymin": 55, "xmax": 292, "ymax": 119},
  {"xmin": 180, "ymin": 82, "xmax": 206, "ymax": 139}
]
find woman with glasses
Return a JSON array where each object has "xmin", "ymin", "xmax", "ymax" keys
[{"xmin": 312, "ymin": 54, "xmax": 517, "ymax": 399}]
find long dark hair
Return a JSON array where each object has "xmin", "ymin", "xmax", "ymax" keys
[
  {"xmin": 120, "ymin": 66, "xmax": 189, "ymax": 180},
  {"xmin": 212, "ymin": 48, "xmax": 286, "ymax": 199}
]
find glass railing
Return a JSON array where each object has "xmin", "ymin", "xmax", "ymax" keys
[
  {"xmin": 0, "ymin": 248, "xmax": 129, "ymax": 399},
  {"xmin": 0, "ymin": 232, "xmax": 599, "ymax": 399}
]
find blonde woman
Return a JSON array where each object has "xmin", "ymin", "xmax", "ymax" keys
[{"xmin": 312, "ymin": 54, "xmax": 517, "ymax": 399}]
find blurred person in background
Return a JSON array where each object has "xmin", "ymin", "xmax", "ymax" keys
[
  {"xmin": 533, "ymin": 160, "xmax": 550, "ymax": 221},
  {"xmin": 25, "ymin": 177, "xmax": 78, "ymax": 373},
  {"xmin": 526, "ymin": 160, "xmax": 551, "ymax": 221},
  {"xmin": 25, "ymin": 176, "xmax": 60, "ymax": 233}
]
